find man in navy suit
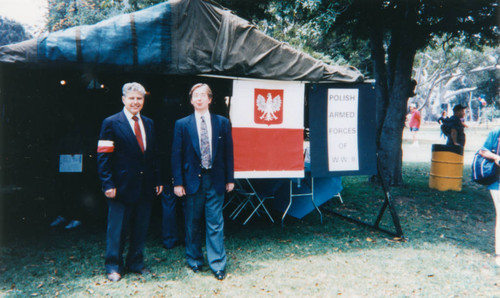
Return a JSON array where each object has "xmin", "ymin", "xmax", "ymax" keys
[
  {"xmin": 172, "ymin": 83, "xmax": 234, "ymax": 280},
  {"xmin": 97, "ymin": 82, "xmax": 163, "ymax": 282}
]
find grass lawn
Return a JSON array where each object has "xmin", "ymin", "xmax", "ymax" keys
[{"xmin": 1, "ymin": 124, "xmax": 499, "ymax": 296}]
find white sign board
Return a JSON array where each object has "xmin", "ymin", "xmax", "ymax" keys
[{"xmin": 327, "ymin": 88, "xmax": 359, "ymax": 171}]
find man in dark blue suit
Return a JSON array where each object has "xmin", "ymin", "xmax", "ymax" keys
[
  {"xmin": 172, "ymin": 83, "xmax": 234, "ymax": 280},
  {"xmin": 97, "ymin": 82, "xmax": 163, "ymax": 282}
]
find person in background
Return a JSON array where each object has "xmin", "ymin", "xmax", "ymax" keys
[
  {"xmin": 97, "ymin": 82, "xmax": 163, "ymax": 282},
  {"xmin": 50, "ymin": 117, "xmax": 85, "ymax": 230},
  {"xmin": 408, "ymin": 104, "xmax": 421, "ymax": 146},
  {"xmin": 437, "ymin": 111, "xmax": 447, "ymax": 125},
  {"xmin": 161, "ymin": 187, "xmax": 184, "ymax": 249},
  {"xmin": 171, "ymin": 83, "xmax": 234, "ymax": 281},
  {"xmin": 478, "ymin": 127, "xmax": 500, "ymax": 266},
  {"xmin": 437, "ymin": 111, "xmax": 448, "ymax": 140},
  {"xmin": 446, "ymin": 104, "xmax": 467, "ymax": 147},
  {"xmin": 50, "ymin": 105, "xmax": 100, "ymax": 229}
]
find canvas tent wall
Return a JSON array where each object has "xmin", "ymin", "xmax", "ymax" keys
[{"xmin": 0, "ymin": 0, "xmax": 362, "ymax": 82}]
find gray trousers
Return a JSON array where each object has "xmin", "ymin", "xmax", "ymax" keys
[{"xmin": 184, "ymin": 172, "xmax": 226, "ymax": 272}]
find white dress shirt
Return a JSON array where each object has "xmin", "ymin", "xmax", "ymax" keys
[
  {"xmin": 123, "ymin": 108, "xmax": 147, "ymax": 150},
  {"xmin": 195, "ymin": 111, "xmax": 212, "ymax": 156}
]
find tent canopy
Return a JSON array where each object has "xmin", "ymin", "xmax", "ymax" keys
[{"xmin": 0, "ymin": 0, "xmax": 363, "ymax": 82}]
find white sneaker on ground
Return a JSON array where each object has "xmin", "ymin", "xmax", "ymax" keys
[
  {"xmin": 50, "ymin": 216, "xmax": 66, "ymax": 227},
  {"xmin": 64, "ymin": 220, "xmax": 82, "ymax": 229}
]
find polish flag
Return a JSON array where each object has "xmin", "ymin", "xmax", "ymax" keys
[{"xmin": 230, "ymin": 79, "xmax": 305, "ymax": 178}]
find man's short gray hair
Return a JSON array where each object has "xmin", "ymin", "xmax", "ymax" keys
[{"xmin": 122, "ymin": 82, "xmax": 146, "ymax": 97}]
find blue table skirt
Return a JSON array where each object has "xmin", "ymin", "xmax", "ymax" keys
[{"xmin": 245, "ymin": 174, "xmax": 342, "ymax": 219}]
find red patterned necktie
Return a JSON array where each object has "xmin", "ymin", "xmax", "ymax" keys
[{"xmin": 132, "ymin": 116, "xmax": 145, "ymax": 153}]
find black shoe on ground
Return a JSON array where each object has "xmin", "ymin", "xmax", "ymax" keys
[
  {"xmin": 191, "ymin": 265, "xmax": 202, "ymax": 273},
  {"xmin": 213, "ymin": 270, "xmax": 225, "ymax": 280},
  {"xmin": 129, "ymin": 267, "xmax": 151, "ymax": 276},
  {"xmin": 163, "ymin": 240, "xmax": 184, "ymax": 249}
]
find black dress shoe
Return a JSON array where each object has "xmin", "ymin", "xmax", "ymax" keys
[
  {"xmin": 163, "ymin": 240, "xmax": 185, "ymax": 250},
  {"xmin": 130, "ymin": 268, "xmax": 151, "ymax": 275},
  {"xmin": 191, "ymin": 265, "xmax": 202, "ymax": 273},
  {"xmin": 213, "ymin": 270, "xmax": 225, "ymax": 280}
]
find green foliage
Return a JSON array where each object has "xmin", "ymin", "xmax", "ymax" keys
[
  {"xmin": 46, "ymin": 0, "xmax": 165, "ymax": 32},
  {"xmin": 0, "ymin": 16, "xmax": 32, "ymax": 46},
  {"xmin": 414, "ymin": 37, "xmax": 499, "ymax": 113},
  {"xmin": 218, "ymin": 0, "xmax": 372, "ymax": 74},
  {"xmin": 222, "ymin": 0, "xmax": 498, "ymax": 75},
  {"xmin": 47, "ymin": 0, "xmax": 120, "ymax": 31},
  {"xmin": 217, "ymin": 0, "xmax": 271, "ymax": 21}
]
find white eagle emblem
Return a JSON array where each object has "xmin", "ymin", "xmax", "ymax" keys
[{"xmin": 256, "ymin": 93, "xmax": 282, "ymax": 121}]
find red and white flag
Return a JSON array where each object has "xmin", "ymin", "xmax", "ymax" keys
[{"xmin": 230, "ymin": 79, "xmax": 305, "ymax": 178}]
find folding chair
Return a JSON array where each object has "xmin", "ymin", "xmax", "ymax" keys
[
  {"xmin": 229, "ymin": 179, "xmax": 275, "ymax": 225},
  {"xmin": 225, "ymin": 180, "xmax": 259, "ymax": 219}
]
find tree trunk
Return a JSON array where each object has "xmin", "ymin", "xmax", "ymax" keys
[
  {"xmin": 369, "ymin": 22, "xmax": 389, "ymax": 147},
  {"xmin": 375, "ymin": 0, "xmax": 418, "ymax": 186}
]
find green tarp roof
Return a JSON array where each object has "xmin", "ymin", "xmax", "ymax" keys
[{"xmin": 0, "ymin": 0, "xmax": 363, "ymax": 82}]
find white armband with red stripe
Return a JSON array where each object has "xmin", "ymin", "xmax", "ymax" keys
[{"xmin": 97, "ymin": 140, "xmax": 114, "ymax": 153}]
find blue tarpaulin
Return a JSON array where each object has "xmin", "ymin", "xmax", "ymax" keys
[
  {"xmin": 0, "ymin": 0, "xmax": 363, "ymax": 82},
  {"xmin": 38, "ymin": 3, "xmax": 171, "ymax": 67}
]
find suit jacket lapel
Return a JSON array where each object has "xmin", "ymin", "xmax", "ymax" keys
[
  {"xmin": 187, "ymin": 114, "xmax": 201, "ymax": 158},
  {"xmin": 211, "ymin": 114, "xmax": 219, "ymax": 163}
]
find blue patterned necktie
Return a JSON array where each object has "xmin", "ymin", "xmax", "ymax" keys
[{"xmin": 200, "ymin": 115, "xmax": 211, "ymax": 169}]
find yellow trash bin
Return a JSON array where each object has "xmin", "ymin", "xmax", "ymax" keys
[{"xmin": 429, "ymin": 144, "xmax": 464, "ymax": 191}]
